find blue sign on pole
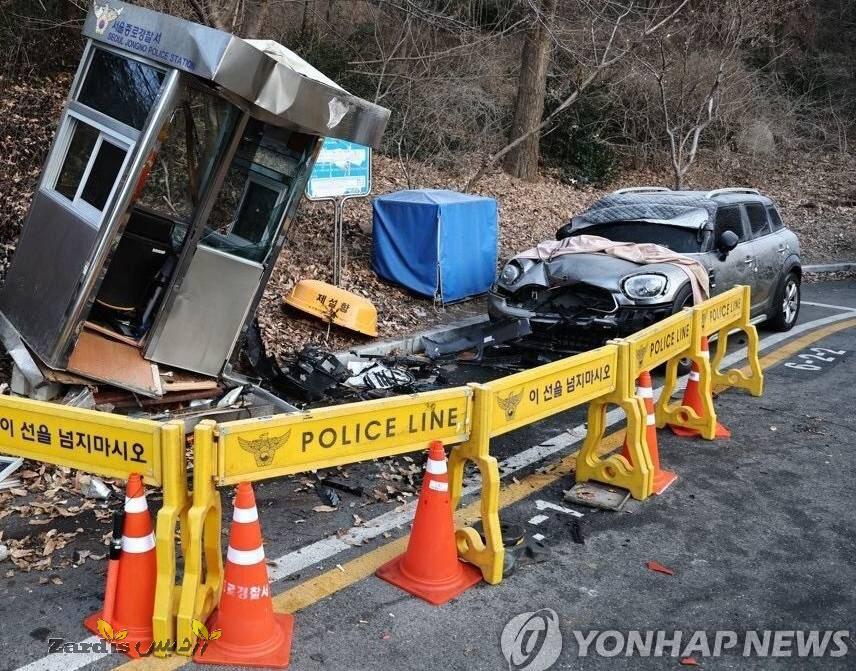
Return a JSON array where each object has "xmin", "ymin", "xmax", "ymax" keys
[{"xmin": 306, "ymin": 138, "xmax": 372, "ymax": 200}]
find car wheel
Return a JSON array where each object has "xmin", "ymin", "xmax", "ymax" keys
[
  {"xmin": 768, "ymin": 271, "xmax": 801, "ymax": 332},
  {"xmin": 670, "ymin": 284, "xmax": 694, "ymax": 376}
]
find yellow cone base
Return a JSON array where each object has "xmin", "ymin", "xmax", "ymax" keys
[
  {"xmin": 193, "ymin": 612, "xmax": 293, "ymax": 668},
  {"xmin": 376, "ymin": 555, "xmax": 482, "ymax": 606},
  {"xmin": 84, "ymin": 611, "xmax": 152, "ymax": 659}
]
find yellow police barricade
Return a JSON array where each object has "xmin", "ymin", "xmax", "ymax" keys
[
  {"xmin": 573, "ymin": 340, "xmax": 656, "ymax": 500},
  {"xmin": 655, "ymin": 286, "xmax": 764, "ymax": 437},
  {"xmin": 0, "ymin": 396, "xmax": 188, "ymax": 654},
  {"xmin": 176, "ymin": 388, "xmax": 473, "ymax": 650},
  {"xmin": 450, "ymin": 345, "xmax": 620, "ymax": 581},
  {"xmin": 703, "ymin": 285, "xmax": 764, "ymax": 396}
]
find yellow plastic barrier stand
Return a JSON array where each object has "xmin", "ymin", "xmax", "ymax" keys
[
  {"xmin": 0, "ymin": 395, "xmax": 162, "ymax": 484},
  {"xmin": 450, "ymin": 345, "xmax": 620, "ymax": 580},
  {"xmin": 652, "ymin": 308, "xmax": 720, "ymax": 440},
  {"xmin": 152, "ymin": 421, "xmax": 190, "ymax": 655},
  {"xmin": 656, "ymin": 286, "xmax": 764, "ymax": 438},
  {"xmin": 574, "ymin": 343, "xmax": 654, "ymax": 500},
  {"xmin": 175, "ymin": 421, "xmax": 223, "ymax": 654},
  {"xmin": 215, "ymin": 387, "xmax": 471, "ymax": 485},
  {"xmin": 448, "ymin": 382, "xmax": 504, "ymax": 584},
  {"xmin": 701, "ymin": 285, "xmax": 764, "ymax": 396}
]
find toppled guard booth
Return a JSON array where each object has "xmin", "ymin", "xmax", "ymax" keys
[{"xmin": 0, "ymin": 2, "xmax": 388, "ymax": 405}]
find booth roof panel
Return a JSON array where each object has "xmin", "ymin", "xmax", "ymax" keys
[{"xmin": 84, "ymin": 1, "xmax": 389, "ymax": 148}]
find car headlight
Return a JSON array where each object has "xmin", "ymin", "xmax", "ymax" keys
[
  {"xmin": 622, "ymin": 274, "xmax": 667, "ymax": 299},
  {"xmin": 500, "ymin": 262, "xmax": 522, "ymax": 285}
]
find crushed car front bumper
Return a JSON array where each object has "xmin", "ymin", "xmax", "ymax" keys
[{"xmin": 488, "ymin": 288, "xmax": 675, "ymax": 353}]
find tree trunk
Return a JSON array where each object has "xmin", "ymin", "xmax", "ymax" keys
[{"xmin": 502, "ymin": 0, "xmax": 557, "ymax": 181}]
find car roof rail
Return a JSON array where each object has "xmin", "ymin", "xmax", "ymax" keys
[
  {"xmin": 705, "ymin": 187, "xmax": 761, "ymax": 198},
  {"xmin": 612, "ymin": 186, "xmax": 671, "ymax": 195}
]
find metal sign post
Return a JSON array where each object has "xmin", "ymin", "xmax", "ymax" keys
[{"xmin": 306, "ymin": 138, "xmax": 373, "ymax": 286}]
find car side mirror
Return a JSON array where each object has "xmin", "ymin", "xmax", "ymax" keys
[
  {"xmin": 556, "ymin": 222, "xmax": 575, "ymax": 240},
  {"xmin": 717, "ymin": 230, "xmax": 739, "ymax": 257}
]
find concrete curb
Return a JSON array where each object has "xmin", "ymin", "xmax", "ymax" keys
[{"xmin": 804, "ymin": 262, "xmax": 856, "ymax": 273}]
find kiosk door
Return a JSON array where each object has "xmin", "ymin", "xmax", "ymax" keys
[
  {"xmin": 146, "ymin": 122, "xmax": 315, "ymax": 376},
  {"xmin": 0, "ymin": 45, "xmax": 173, "ymax": 367}
]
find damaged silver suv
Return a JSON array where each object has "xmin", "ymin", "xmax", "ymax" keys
[{"xmin": 488, "ymin": 187, "xmax": 801, "ymax": 353}]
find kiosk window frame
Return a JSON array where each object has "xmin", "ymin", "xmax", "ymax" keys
[{"xmin": 47, "ymin": 111, "xmax": 133, "ymax": 226}]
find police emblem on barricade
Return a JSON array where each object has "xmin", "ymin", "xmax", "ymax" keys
[
  {"xmin": 636, "ymin": 345, "xmax": 647, "ymax": 370},
  {"xmin": 496, "ymin": 390, "xmax": 522, "ymax": 420},
  {"xmin": 238, "ymin": 431, "xmax": 290, "ymax": 467}
]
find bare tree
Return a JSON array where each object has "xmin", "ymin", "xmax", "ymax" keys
[
  {"xmin": 639, "ymin": 1, "xmax": 752, "ymax": 189},
  {"xmin": 503, "ymin": 0, "xmax": 557, "ymax": 181},
  {"xmin": 465, "ymin": 0, "xmax": 689, "ymax": 190},
  {"xmin": 185, "ymin": 0, "xmax": 271, "ymax": 36}
]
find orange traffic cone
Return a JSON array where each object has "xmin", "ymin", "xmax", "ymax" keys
[
  {"xmin": 85, "ymin": 473, "xmax": 156, "ymax": 657},
  {"xmin": 622, "ymin": 371, "xmax": 677, "ymax": 495},
  {"xmin": 194, "ymin": 482, "xmax": 292, "ymax": 668},
  {"xmin": 376, "ymin": 441, "xmax": 482, "ymax": 605},
  {"xmin": 670, "ymin": 337, "xmax": 731, "ymax": 439}
]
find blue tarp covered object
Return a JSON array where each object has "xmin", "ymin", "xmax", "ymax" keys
[{"xmin": 372, "ymin": 189, "xmax": 498, "ymax": 303}]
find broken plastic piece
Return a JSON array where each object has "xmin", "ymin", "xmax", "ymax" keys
[
  {"xmin": 645, "ymin": 560, "xmax": 675, "ymax": 576},
  {"xmin": 421, "ymin": 317, "xmax": 531, "ymax": 360},
  {"xmin": 563, "ymin": 482, "xmax": 630, "ymax": 511},
  {"xmin": 284, "ymin": 279, "xmax": 378, "ymax": 336},
  {"xmin": 569, "ymin": 519, "xmax": 585, "ymax": 545}
]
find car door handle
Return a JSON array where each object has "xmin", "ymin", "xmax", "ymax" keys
[
  {"xmin": 744, "ymin": 256, "xmax": 754, "ymax": 264},
  {"xmin": 777, "ymin": 245, "xmax": 788, "ymax": 255}
]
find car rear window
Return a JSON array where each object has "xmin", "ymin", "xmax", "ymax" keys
[
  {"xmin": 767, "ymin": 206, "xmax": 785, "ymax": 231},
  {"xmin": 572, "ymin": 222, "xmax": 702, "ymax": 253},
  {"xmin": 745, "ymin": 203, "xmax": 771, "ymax": 237}
]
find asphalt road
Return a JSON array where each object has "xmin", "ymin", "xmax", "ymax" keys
[{"xmin": 1, "ymin": 280, "xmax": 855, "ymax": 671}]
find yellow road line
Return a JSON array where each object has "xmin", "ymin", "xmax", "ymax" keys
[{"xmin": 112, "ymin": 317, "xmax": 856, "ymax": 670}]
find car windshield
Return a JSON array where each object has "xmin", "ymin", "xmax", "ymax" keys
[{"xmin": 573, "ymin": 221, "xmax": 702, "ymax": 253}]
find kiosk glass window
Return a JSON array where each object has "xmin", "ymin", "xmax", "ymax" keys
[
  {"xmin": 52, "ymin": 116, "xmax": 129, "ymax": 218},
  {"xmin": 201, "ymin": 121, "xmax": 313, "ymax": 263},
  {"xmin": 78, "ymin": 48, "xmax": 165, "ymax": 131},
  {"xmin": 55, "ymin": 122, "xmax": 99, "ymax": 200}
]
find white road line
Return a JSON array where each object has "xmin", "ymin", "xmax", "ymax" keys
[
  {"xmin": 528, "ymin": 514, "xmax": 550, "ymax": 525},
  {"xmin": 12, "ymin": 309, "xmax": 856, "ymax": 671},
  {"xmin": 802, "ymin": 301, "xmax": 856, "ymax": 312},
  {"xmin": 535, "ymin": 500, "xmax": 584, "ymax": 517},
  {"xmin": 14, "ymin": 636, "xmax": 106, "ymax": 671}
]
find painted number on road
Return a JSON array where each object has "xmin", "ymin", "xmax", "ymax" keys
[{"xmin": 783, "ymin": 347, "xmax": 847, "ymax": 371}]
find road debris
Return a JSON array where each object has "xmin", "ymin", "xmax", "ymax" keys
[
  {"xmin": 0, "ymin": 455, "xmax": 23, "ymax": 491},
  {"xmin": 74, "ymin": 473, "xmax": 111, "ymax": 500},
  {"xmin": 535, "ymin": 499, "xmax": 584, "ymax": 518},
  {"xmin": 564, "ymin": 482, "xmax": 631, "ymax": 511},
  {"xmin": 422, "ymin": 317, "xmax": 531, "ymax": 361},
  {"xmin": 646, "ymin": 560, "xmax": 675, "ymax": 576},
  {"xmin": 569, "ymin": 519, "xmax": 585, "ymax": 545}
]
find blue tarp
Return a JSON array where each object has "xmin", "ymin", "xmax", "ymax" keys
[{"xmin": 372, "ymin": 190, "xmax": 498, "ymax": 303}]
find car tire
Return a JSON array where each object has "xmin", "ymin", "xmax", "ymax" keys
[
  {"xmin": 767, "ymin": 271, "xmax": 801, "ymax": 332},
  {"xmin": 670, "ymin": 284, "xmax": 694, "ymax": 376}
]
